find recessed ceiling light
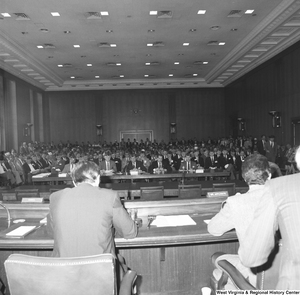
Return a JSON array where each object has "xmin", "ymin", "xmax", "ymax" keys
[
  {"xmin": 147, "ymin": 43, "xmax": 153, "ymax": 47},
  {"xmin": 70, "ymin": 76, "xmax": 75, "ymax": 79},
  {"xmin": 219, "ymin": 42, "xmax": 226, "ymax": 45},
  {"xmin": 231, "ymin": 28, "xmax": 238, "ymax": 31},
  {"xmin": 193, "ymin": 74, "xmax": 198, "ymax": 76},
  {"xmin": 210, "ymin": 26, "xmax": 220, "ymax": 30},
  {"xmin": 183, "ymin": 43, "xmax": 189, "ymax": 46},
  {"xmin": 146, "ymin": 54, "xmax": 152, "ymax": 57},
  {"xmin": 37, "ymin": 45, "xmax": 44, "ymax": 49},
  {"xmin": 64, "ymin": 30, "xmax": 71, "ymax": 34},
  {"xmin": 81, "ymin": 55, "xmax": 86, "ymax": 58},
  {"xmin": 95, "ymin": 76, "xmax": 100, "ymax": 78},
  {"xmin": 169, "ymin": 74, "xmax": 173, "ymax": 77},
  {"xmin": 189, "ymin": 29, "xmax": 197, "ymax": 32},
  {"xmin": 73, "ymin": 45, "xmax": 80, "ymax": 48},
  {"xmin": 48, "ymin": 56, "xmax": 54, "ymax": 59},
  {"xmin": 145, "ymin": 62, "xmax": 151, "ymax": 65},
  {"xmin": 40, "ymin": 28, "xmax": 49, "ymax": 32},
  {"xmin": 203, "ymin": 61, "xmax": 208, "ymax": 64},
  {"xmin": 1, "ymin": 13, "xmax": 11, "ymax": 17},
  {"xmin": 197, "ymin": 10, "xmax": 206, "ymax": 14},
  {"xmin": 120, "ymin": 75, "xmax": 124, "ymax": 78},
  {"xmin": 100, "ymin": 11, "xmax": 109, "ymax": 16},
  {"xmin": 51, "ymin": 12, "xmax": 60, "ymax": 16},
  {"xmin": 116, "ymin": 63, "xmax": 121, "ymax": 66},
  {"xmin": 144, "ymin": 75, "xmax": 149, "ymax": 77},
  {"xmin": 245, "ymin": 10, "xmax": 254, "ymax": 14},
  {"xmin": 149, "ymin": 11, "xmax": 158, "ymax": 15},
  {"xmin": 148, "ymin": 29, "xmax": 155, "ymax": 33},
  {"xmin": 110, "ymin": 44, "xmax": 117, "ymax": 47},
  {"xmin": 57, "ymin": 65, "xmax": 63, "ymax": 67},
  {"xmin": 106, "ymin": 30, "xmax": 113, "ymax": 33},
  {"xmin": 178, "ymin": 53, "xmax": 184, "ymax": 56},
  {"xmin": 87, "ymin": 64, "xmax": 92, "ymax": 66},
  {"xmin": 174, "ymin": 62, "xmax": 180, "ymax": 65}
]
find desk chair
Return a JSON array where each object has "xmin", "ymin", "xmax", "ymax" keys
[
  {"xmin": 210, "ymin": 252, "xmax": 255, "ymax": 291},
  {"xmin": 5, "ymin": 253, "xmax": 137, "ymax": 295},
  {"xmin": 212, "ymin": 183, "xmax": 236, "ymax": 196},
  {"xmin": 15, "ymin": 189, "xmax": 40, "ymax": 201},
  {"xmin": 140, "ymin": 186, "xmax": 164, "ymax": 200},
  {"xmin": 178, "ymin": 184, "xmax": 202, "ymax": 199}
]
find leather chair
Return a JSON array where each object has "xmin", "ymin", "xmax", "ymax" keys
[
  {"xmin": 4, "ymin": 253, "xmax": 137, "ymax": 295},
  {"xmin": 140, "ymin": 186, "xmax": 164, "ymax": 200},
  {"xmin": 178, "ymin": 184, "xmax": 202, "ymax": 199},
  {"xmin": 210, "ymin": 252, "xmax": 256, "ymax": 291},
  {"xmin": 212, "ymin": 183, "xmax": 236, "ymax": 196}
]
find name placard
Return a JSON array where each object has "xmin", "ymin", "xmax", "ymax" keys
[
  {"xmin": 21, "ymin": 198, "xmax": 44, "ymax": 204},
  {"xmin": 207, "ymin": 191, "xmax": 228, "ymax": 198}
]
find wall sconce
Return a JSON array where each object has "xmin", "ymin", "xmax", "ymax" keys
[
  {"xmin": 268, "ymin": 111, "xmax": 281, "ymax": 128},
  {"xmin": 96, "ymin": 124, "xmax": 103, "ymax": 136},
  {"xmin": 237, "ymin": 118, "xmax": 246, "ymax": 132},
  {"xmin": 170, "ymin": 122, "xmax": 176, "ymax": 134},
  {"xmin": 23, "ymin": 123, "xmax": 33, "ymax": 137}
]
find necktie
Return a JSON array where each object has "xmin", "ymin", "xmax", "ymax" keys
[
  {"xmin": 187, "ymin": 162, "xmax": 189, "ymax": 170},
  {"xmin": 106, "ymin": 161, "xmax": 110, "ymax": 170}
]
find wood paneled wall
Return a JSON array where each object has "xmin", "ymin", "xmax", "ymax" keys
[
  {"xmin": 225, "ymin": 40, "xmax": 300, "ymax": 145},
  {"xmin": 47, "ymin": 88, "xmax": 226, "ymax": 144}
]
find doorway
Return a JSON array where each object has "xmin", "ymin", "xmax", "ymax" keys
[{"xmin": 291, "ymin": 117, "xmax": 300, "ymax": 146}]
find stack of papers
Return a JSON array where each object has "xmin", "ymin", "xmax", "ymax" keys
[
  {"xmin": 32, "ymin": 173, "xmax": 50, "ymax": 178},
  {"xmin": 151, "ymin": 215, "xmax": 196, "ymax": 227},
  {"xmin": 6, "ymin": 226, "xmax": 37, "ymax": 238}
]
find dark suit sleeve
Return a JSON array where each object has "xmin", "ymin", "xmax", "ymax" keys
[{"xmin": 112, "ymin": 194, "xmax": 137, "ymax": 239}]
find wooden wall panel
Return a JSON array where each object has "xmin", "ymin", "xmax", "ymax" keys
[
  {"xmin": 48, "ymin": 88, "xmax": 226, "ymax": 144},
  {"xmin": 225, "ymin": 40, "xmax": 300, "ymax": 145}
]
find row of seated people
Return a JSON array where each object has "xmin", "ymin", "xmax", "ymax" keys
[{"xmin": 1, "ymin": 145, "xmax": 283, "ymax": 186}]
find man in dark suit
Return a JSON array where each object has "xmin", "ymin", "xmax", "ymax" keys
[
  {"xmin": 125, "ymin": 155, "xmax": 147, "ymax": 174},
  {"xmin": 257, "ymin": 135, "xmax": 267, "ymax": 156},
  {"xmin": 149, "ymin": 154, "xmax": 172, "ymax": 174},
  {"xmin": 179, "ymin": 153, "xmax": 197, "ymax": 171},
  {"xmin": 99, "ymin": 151, "xmax": 117, "ymax": 174},
  {"xmin": 48, "ymin": 161, "xmax": 137, "ymax": 258},
  {"xmin": 22, "ymin": 156, "xmax": 42, "ymax": 184},
  {"xmin": 265, "ymin": 135, "xmax": 278, "ymax": 163},
  {"xmin": 204, "ymin": 151, "xmax": 218, "ymax": 169},
  {"xmin": 111, "ymin": 152, "xmax": 122, "ymax": 172}
]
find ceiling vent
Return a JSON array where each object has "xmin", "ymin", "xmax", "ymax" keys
[
  {"xmin": 148, "ymin": 62, "xmax": 160, "ymax": 66},
  {"xmin": 106, "ymin": 62, "xmax": 120, "ymax": 66},
  {"xmin": 14, "ymin": 13, "xmax": 30, "ymax": 20},
  {"xmin": 86, "ymin": 12, "xmax": 102, "ymax": 20},
  {"xmin": 227, "ymin": 10, "xmax": 243, "ymax": 18},
  {"xmin": 98, "ymin": 43, "xmax": 111, "ymax": 48},
  {"xmin": 44, "ymin": 44, "xmax": 56, "ymax": 49},
  {"xmin": 194, "ymin": 61, "xmax": 204, "ymax": 65},
  {"xmin": 261, "ymin": 37, "xmax": 283, "ymax": 45},
  {"xmin": 157, "ymin": 11, "xmax": 172, "ymax": 19},
  {"xmin": 153, "ymin": 42, "xmax": 164, "ymax": 47},
  {"xmin": 207, "ymin": 41, "xmax": 219, "ymax": 46},
  {"xmin": 272, "ymin": 27, "xmax": 297, "ymax": 36},
  {"xmin": 184, "ymin": 74, "xmax": 193, "ymax": 78},
  {"xmin": 63, "ymin": 63, "xmax": 73, "ymax": 68}
]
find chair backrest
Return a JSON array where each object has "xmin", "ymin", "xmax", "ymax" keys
[
  {"xmin": 212, "ymin": 183, "xmax": 236, "ymax": 196},
  {"xmin": 5, "ymin": 253, "xmax": 117, "ymax": 295},
  {"xmin": 16, "ymin": 189, "xmax": 40, "ymax": 201},
  {"xmin": 140, "ymin": 186, "xmax": 164, "ymax": 200},
  {"xmin": 178, "ymin": 184, "xmax": 202, "ymax": 199}
]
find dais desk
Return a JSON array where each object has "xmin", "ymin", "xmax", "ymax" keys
[
  {"xmin": 31, "ymin": 171, "xmax": 231, "ymax": 185},
  {"xmin": 0, "ymin": 199, "xmax": 238, "ymax": 295}
]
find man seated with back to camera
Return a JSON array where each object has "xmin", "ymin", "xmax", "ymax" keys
[
  {"xmin": 208, "ymin": 154, "xmax": 280, "ymax": 289},
  {"xmin": 48, "ymin": 161, "xmax": 137, "ymax": 258}
]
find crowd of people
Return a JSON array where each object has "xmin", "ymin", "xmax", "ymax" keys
[{"xmin": 0, "ymin": 135, "xmax": 298, "ymax": 187}]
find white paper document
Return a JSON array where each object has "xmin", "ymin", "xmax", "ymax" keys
[
  {"xmin": 151, "ymin": 215, "xmax": 196, "ymax": 227},
  {"xmin": 203, "ymin": 219, "xmax": 211, "ymax": 224},
  {"xmin": 58, "ymin": 173, "xmax": 67, "ymax": 177},
  {"xmin": 6, "ymin": 226, "xmax": 37, "ymax": 237},
  {"xmin": 32, "ymin": 173, "xmax": 50, "ymax": 178}
]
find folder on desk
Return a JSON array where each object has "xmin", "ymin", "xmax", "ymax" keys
[{"xmin": 5, "ymin": 226, "xmax": 37, "ymax": 238}]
